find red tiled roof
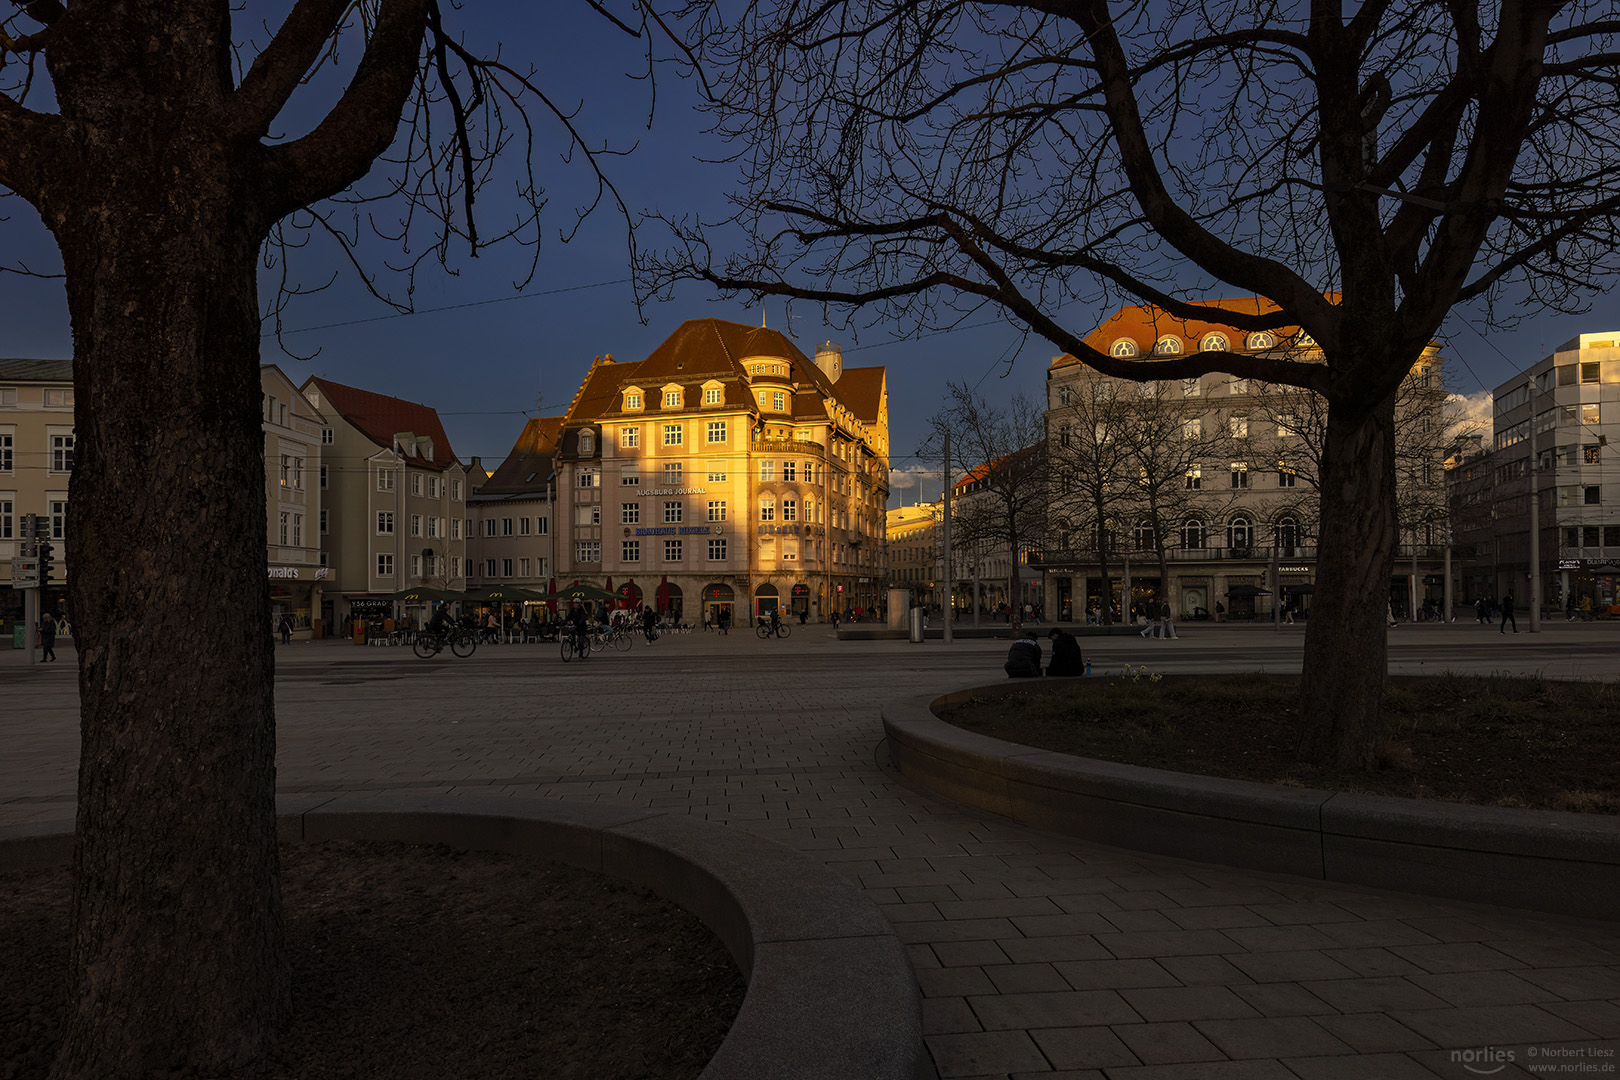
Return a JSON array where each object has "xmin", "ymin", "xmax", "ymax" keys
[
  {"xmin": 1053, "ymin": 296, "xmax": 1320, "ymax": 369},
  {"xmin": 480, "ymin": 416, "xmax": 563, "ymax": 494},
  {"xmin": 307, "ymin": 377, "xmax": 461, "ymax": 470},
  {"xmin": 835, "ymin": 366, "xmax": 885, "ymax": 422}
]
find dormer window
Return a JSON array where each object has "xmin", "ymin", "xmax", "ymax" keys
[
  {"xmin": 1200, "ymin": 333, "xmax": 1229, "ymax": 352},
  {"xmin": 419, "ymin": 437, "xmax": 434, "ymax": 462},
  {"xmin": 1153, "ymin": 336, "xmax": 1183, "ymax": 355},
  {"xmin": 624, "ymin": 388, "xmax": 644, "ymax": 411},
  {"xmin": 703, "ymin": 385, "xmax": 724, "ymax": 405},
  {"xmin": 1111, "ymin": 339, "xmax": 1139, "ymax": 358},
  {"xmin": 663, "ymin": 386, "xmax": 684, "ymax": 408},
  {"xmin": 579, "ymin": 429, "xmax": 596, "ymax": 455},
  {"xmin": 1246, "ymin": 332, "xmax": 1276, "ymax": 351}
]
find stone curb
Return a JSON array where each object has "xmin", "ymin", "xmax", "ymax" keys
[
  {"xmin": 0, "ymin": 796, "xmax": 932, "ymax": 1080},
  {"xmin": 883, "ymin": 682, "xmax": 1620, "ymax": 921}
]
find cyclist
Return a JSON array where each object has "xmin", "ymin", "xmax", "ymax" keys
[
  {"xmin": 426, "ymin": 603, "xmax": 452, "ymax": 639},
  {"xmin": 567, "ymin": 601, "xmax": 591, "ymax": 657},
  {"xmin": 769, "ymin": 606, "xmax": 781, "ymax": 635}
]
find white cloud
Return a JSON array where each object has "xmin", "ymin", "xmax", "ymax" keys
[
  {"xmin": 1447, "ymin": 391, "xmax": 1492, "ymax": 441},
  {"xmin": 888, "ymin": 465, "xmax": 941, "ymax": 505}
]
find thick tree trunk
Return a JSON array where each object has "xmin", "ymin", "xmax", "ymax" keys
[
  {"xmin": 48, "ymin": 181, "xmax": 287, "ymax": 1075},
  {"xmin": 1297, "ymin": 391, "xmax": 1399, "ymax": 771}
]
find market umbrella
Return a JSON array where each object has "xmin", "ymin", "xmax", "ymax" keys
[
  {"xmin": 1590, "ymin": 565, "xmax": 1620, "ymax": 575},
  {"xmin": 466, "ymin": 585, "xmax": 548, "ymax": 637},
  {"xmin": 383, "ymin": 586, "xmax": 464, "ymax": 604},
  {"xmin": 547, "ymin": 578, "xmax": 557, "ymax": 615},
  {"xmin": 545, "ymin": 581, "xmax": 618, "ymax": 603},
  {"xmin": 1225, "ymin": 584, "xmax": 1272, "ymax": 597}
]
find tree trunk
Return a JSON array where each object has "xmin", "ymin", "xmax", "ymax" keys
[
  {"xmin": 49, "ymin": 167, "xmax": 287, "ymax": 1076},
  {"xmin": 1297, "ymin": 391, "xmax": 1399, "ymax": 771}
]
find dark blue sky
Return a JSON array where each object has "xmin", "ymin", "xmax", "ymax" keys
[{"xmin": 0, "ymin": 3, "xmax": 1613, "ymax": 507}]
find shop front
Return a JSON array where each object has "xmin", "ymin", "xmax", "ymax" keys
[
  {"xmin": 268, "ymin": 564, "xmax": 330, "ymax": 639},
  {"xmin": 702, "ymin": 582, "xmax": 735, "ymax": 624}
]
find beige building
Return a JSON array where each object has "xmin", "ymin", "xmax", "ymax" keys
[
  {"xmin": 466, "ymin": 416, "xmax": 561, "ymax": 594},
  {"xmin": 1039, "ymin": 299, "xmax": 1448, "ymax": 622},
  {"xmin": 262, "ymin": 365, "xmax": 328, "ymax": 638},
  {"xmin": 0, "ymin": 358, "xmax": 75, "ymax": 621},
  {"xmin": 301, "ymin": 376, "xmax": 469, "ymax": 632},
  {"xmin": 545, "ymin": 318, "xmax": 890, "ymax": 622},
  {"xmin": 886, "ymin": 501, "xmax": 942, "ymax": 607}
]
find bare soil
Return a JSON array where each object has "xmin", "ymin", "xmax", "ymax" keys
[
  {"xmin": 936, "ymin": 672, "xmax": 1620, "ymax": 813},
  {"xmin": 1, "ymin": 841, "xmax": 745, "ymax": 1080}
]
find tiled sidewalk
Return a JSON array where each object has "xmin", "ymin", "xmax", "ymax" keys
[{"xmin": 4, "ymin": 634, "xmax": 1618, "ymax": 1079}]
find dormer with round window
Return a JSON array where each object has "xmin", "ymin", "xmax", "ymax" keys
[
  {"xmin": 1153, "ymin": 336, "xmax": 1183, "ymax": 356},
  {"xmin": 578, "ymin": 428, "xmax": 596, "ymax": 455},
  {"xmin": 1246, "ymin": 332, "xmax": 1276, "ymax": 351},
  {"xmin": 1111, "ymin": 339, "xmax": 1139, "ymax": 358},
  {"xmin": 1200, "ymin": 333, "xmax": 1230, "ymax": 352}
]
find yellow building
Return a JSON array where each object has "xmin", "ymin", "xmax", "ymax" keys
[
  {"xmin": 886, "ymin": 501, "xmax": 942, "ymax": 608},
  {"xmin": 546, "ymin": 318, "xmax": 889, "ymax": 622}
]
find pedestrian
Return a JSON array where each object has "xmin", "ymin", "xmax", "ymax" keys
[
  {"xmin": 1045, "ymin": 627, "xmax": 1085, "ymax": 676},
  {"xmin": 1214, "ymin": 601, "xmax": 1225, "ymax": 623},
  {"xmin": 703, "ymin": 608, "xmax": 713, "ymax": 632},
  {"xmin": 1500, "ymin": 592, "xmax": 1518, "ymax": 634},
  {"xmin": 1140, "ymin": 601, "xmax": 1154, "ymax": 639},
  {"xmin": 39, "ymin": 610, "xmax": 57, "ymax": 662},
  {"xmin": 1003, "ymin": 630, "xmax": 1042, "ymax": 678},
  {"xmin": 279, "ymin": 614, "xmax": 292, "ymax": 645},
  {"xmin": 642, "ymin": 604, "xmax": 659, "ymax": 643},
  {"xmin": 718, "ymin": 606, "xmax": 731, "ymax": 635},
  {"xmin": 1283, "ymin": 600, "xmax": 1295, "ymax": 625},
  {"xmin": 1161, "ymin": 601, "xmax": 1178, "ymax": 640},
  {"xmin": 1476, "ymin": 596, "xmax": 1485, "ymax": 624}
]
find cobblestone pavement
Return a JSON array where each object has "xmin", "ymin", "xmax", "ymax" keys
[{"xmin": 4, "ymin": 624, "xmax": 1618, "ymax": 1079}]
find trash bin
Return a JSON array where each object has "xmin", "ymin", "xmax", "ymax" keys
[
  {"xmin": 908, "ymin": 606, "xmax": 925, "ymax": 644},
  {"xmin": 12, "ymin": 623, "xmax": 23, "ymax": 650}
]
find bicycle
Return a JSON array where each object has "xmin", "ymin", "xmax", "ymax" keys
[
  {"xmin": 560, "ymin": 631, "xmax": 591, "ymax": 662},
  {"xmin": 412, "ymin": 627, "xmax": 477, "ymax": 659},
  {"xmin": 598, "ymin": 623, "xmax": 634, "ymax": 651},
  {"xmin": 755, "ymin": 618, "xmax": 791, "ymax": 640}
]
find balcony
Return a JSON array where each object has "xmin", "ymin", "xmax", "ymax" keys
[{"xmin": 751, "ymin": 438, "xmax": 826, "ymax": 459}]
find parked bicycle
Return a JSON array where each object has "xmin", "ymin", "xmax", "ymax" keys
[
  {"xmin": 412, "ymin": 626, "xmax": 477, "ymax": 659},
  {"xmin": 755, "ymin": 617, "xmax": 791, "ymax": 640}
]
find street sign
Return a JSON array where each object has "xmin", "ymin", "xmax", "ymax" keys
[{"xmin": 11, "ymin": 557, "xmax": 40, "ymax": 589}]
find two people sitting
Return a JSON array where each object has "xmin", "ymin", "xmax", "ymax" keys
[{"xmin": 1004, "ymin": 627, "xmax": 1086, "ymax": 678}]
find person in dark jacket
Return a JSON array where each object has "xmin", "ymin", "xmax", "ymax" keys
[
  {"xmin": 1500, "ymin": 592, "xmax": 1518, "ymax": 634},
  {"xmin": 1004, "ymin": 630, "xmax": 1042, "ymax": 678},
  {"xmin": 1046, "ymin": 628, "xmax": 1085, "ymax": 676},
  {"xmin": 39, "ymin": 611, "xmax": 57, "ymax": 662}
]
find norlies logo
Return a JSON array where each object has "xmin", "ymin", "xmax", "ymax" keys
[{"xmin": 1451, "ymin": 1047, "xmax": 1515, "ymax": 1075}]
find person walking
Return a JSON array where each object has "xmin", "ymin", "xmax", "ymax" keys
[
  {"xmin": 642, "ymin": 604, "xmax": 659, "ymax": 643},
  {"xmin": 718, "ymin": 606, "xmax": 731, "ymax": 635},
  {"xmin": 1500, "ymin": 591, "xmax": 1518, "ymax": 634},
  {"xmin": 703, "ymin": 608, "xmax": 713, "ymax": 632},
  {"xmin": 279, "ymin": 614, "xmax": 293, "ymax": 645},
  {"xmin": 1161, "ymin": 601, "xmax": 1178, "ymax": 640},
  {"xmin": 39, "ymin": 611, "xmax": 57, "ymax": 662}
]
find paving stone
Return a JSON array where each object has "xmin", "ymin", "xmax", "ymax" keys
[
  {"xmin": 899, "ymin": 884, "xmax": 964, "ymax": 902},
  {"xmin": 1299, "ymin": 977, "xmax": 1451, "ymax": 1013},
  {"xmin": 926, "ymin": 1030, "xmax": 1050, "ymax": 1078},
  {"xmin": 1407, "ymin": 970, "xmax": 1563, "ymax": 1008},
  {"xmin": 1244, "ymin": 902, "xmax": 1357, "ymax": 926},
  {"xmin": 1390, "ymin": 1004, "xmax": 1598, "ymax": 1047},
  {"xmin": 1159, "ymin": 955, "xmax": 1256, "ymax": 986},
  {"xmin": 1516, "ymin": 966, "xmax": 1620, "ymax": 1000},
  {"xmin": 1103, "ymin": 910, "xmax": 1183, "ymax": 933},
  {"xmin": 969, "ymin": 990, "xmax": 1143, "ymax": 1030},
  {"xmin": 985, "ymin": 964, "xmax": 1074, "ymax": 994},
  {"xmin": 1159, "ymin": 887, "xmax": 1292, "ymax": 908},
  {"xmin": 1398, "ymin": 917, "xmax": 1492, "ymax": 942},
  {"xmin": 1106, "ymin": 890, "xmax": 1179, "ymax": 911},
  {"xmin": 933, "ymin": 940, "xmax": 1013, "ymax": 967},
  {"xmin": 917, "ymin": 967, "xmax": 999, "ymax": 998},
  {"xmin": 1120, "ymin": 985, "xmax": 1263, "ymax": 1022},
  {"xmin": 1226, "ymin": 949, "xmax": 1360, "ymax": 983},
  {"xmin": 894, "ymin": 917, "xmax": 1021, "ymax": 944},
  {"xmin": 1220, "ymin": 924, "xmax": 1345, "ymax": 953},
  {"xmin": 1013, "ymin": 913, "xmax": 1119, "ymax": 937},
  {"xmin": 1050, "ymin": 892, "xmax": 1124, "ymax": 914},
  {"xmin": 1539, "ymin": 1001, "xmax": 1620, "ymax": 1038},
  {"xmin": 936, "ymin": 896, "xmax": 1065, "ymax": 921},
  {"xmin": 1101, "ymin": 1059, "xmax": 1302, "ymax": 1079},
  {"xmin": 1312, "ymin": 1012, "xmax": 1437, "ymax": 1053},
  {"xmin": 1163, "ymin": 905, "xmax": 1274, "ymax": 931},
  {"xmin": 879, "ymin": 901, "xmax": 944, "ymax": 923},
  {"xmin": 1194, "ymin": 1016, "xmax": 1354, "ymax": 1059},
  {"xmin": 1486, "ymin": 937, "xmax": 1620, "ymax": 968},
  {"xmin": 950, "ymin": 880, "xmax": 1018, "ymax": 901},
  {"xmin": 924, "ymin": 997, "xmax": 984, "ymax": 1034},
  {"xmin": 1320, "ymin": 947, "xmax": 1427, "ymax": 978},
  {"xmin": 1055, "ymin": 959, "xmax": 1180, "ymax": 991},
  {"xmin": 1389, "ymin": 942, "xmax": 1531, "ymax": 974},
  {"xmin": 1098, "ymin": 930, "xmax": 1239, "ymax": 959},
  {"xmin": 1228, "ymin": 982, "xmax": 1337, "ymax": 1017},
  {"xmin": 1110, "ymin": 1021, "xmax": 1226, "ymax": 1064},
  {"xmin": 999, "ymin": 935, "xmax": 1113, "ymax": 964},
  {"xmin": 1280, "ymin": 1051, "xmax": 1446, "ymax": 1079},
  {"xmin": 1030, "ymin": 1024, "xmax": 1141, "ymax": 1069}
]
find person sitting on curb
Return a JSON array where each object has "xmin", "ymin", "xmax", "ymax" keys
[
  {"xmin": 1004, "ymin": 629, "xmax": 1042, "ymax": 678},
  {"xmin": 1046, "ymin": 627, "xmax": 1085, "ymax": 676}
]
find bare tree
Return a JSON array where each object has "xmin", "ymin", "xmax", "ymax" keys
[
  {"xmin": 647, "ymin": 0, "xmax": 1620, "ymax": 768},
  {"xmin": 0, "ymin": 2, "xmax": 657, "ymax": 1074},
  {"xmin": 929, "ymin": 384, "xmax": 1046, "ymax": 626},
  {"xmin": 1044, "ymin": 377, "xmax": 1137, "ymax": 622}
]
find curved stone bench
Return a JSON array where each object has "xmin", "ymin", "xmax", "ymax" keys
[
  {"xmin": 884, "ymin": 682, "xmax": 1620, "ymax": 922},
  {"xmin": 1, "ymin": 794, "xmax": 931, "ymax": 1080}
]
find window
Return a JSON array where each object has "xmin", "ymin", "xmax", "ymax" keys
[
  {"xmin": 626, "ymin": 391, "xmax": 643, "ymax": 410},
  {"xmin": 576, "ymin": 541, "xmax": 601, "ymax": 562},
  {"xmin": 1181, "ymin": 519, "xmax": 1205, "ymax": 549},
  {"xmin": 707, "ymin": 420, "xmax": 727, "ymax": 443},
  {"xmin": 664, "ymin": 462, "xmax": 683, "ymax": 486},
  {"xmin": 319, "ymin": 464, "xmax": 328, "ymax": 489},
  {"xmin": 502, "ymin": 517, "xmax": 514, "ymax": 536},
  {"xmin": 1585, "ymin": 486, "xmax": 1601, "ymax": 505},
  {"xmin": 320, "ymin": 509, "xmax": 328, "ymax": 535},
  {"xmin": 1246, "ymin": 332, "xmax": 1275, "ymax": 350},
  {"xmin": 664, "ymin": 389, "xmax": 683, "ymax": 408},
  {"xmin": 622, "ymin": 470, "xmax": 640, "ymax": 486},
  {"xmin": 1230, "ymin": 379, "xmax": 1249, "ymax": 395},
  {"xmin": 708, "ymin": 538, "xmax": 727, "ymax": 560},
  {"xmin": 760, "ymin": 498, "xmax": 775, "ymax": 521},
  {"xmin": 498, "ymin": 558, "xmax": 511, "ymax": 578},
  {"xmin": 321, "ymin": 427, "xmax": 334, "ymax": 444},
  {"xmin": 577, "ymin": 469, "xmax": 599, "ymax": 488},
  {"xmin": 1111, "ymin": 339, "xmax": 1138, "ymax": 357},
  {"xmin": 707, "ymin": 500, "xmax": 727, "ymax": 522},
  {"xmin": 1183, "ymin": 418, "xmax": 1202, "ymax": 440},
  {"xmin": 760, "ymin": 460, "xmax": 776, "ymax": 481},
  {"xmin": 773, "ymin": 391, "xmax": 786, "ymax": 411},
  {"xmin": 1607, "ymin": 526, "xmax": 1620, "ymax": 547},
  {"xmin": 519, "ymin": 517, "xmax": 530, "ymax": 536},
  {"xmin": 1231, "ymin": 462, "xmax": 1250, "ymax": 488},
  {"xmin": 663, "ymin": 424, "xmax": 683, "ymax": 446},
  {"xmin": 707, "ymin": 462, "xmax": 727, "ymax": 482},
  {"xmin": 615, "ymin": 426, "xmax": 639, "ymax": 451},
  {"xmin": 1229, "ymin": 416, "xmax": 1249, "ymax": 438},
  {"xmin": 427, "ymin": 476, "xmax": 439, "ymax": 498},
  {"xmin": 1201, "ymin": 333, "xmax": 1229, "ymax": 351},
  {"xmin": 0, "ymin": 389, "xmax": 12, "ymax": 406},
  {"xmin": 279, "ymin": 512, "xmax": 289, "ymax": 545},
  {"xmin": 452, "ymin": 518, "xmax": 462, "ymax": 540},
  {"xmin": 377, "ymin": 553, "xmax": 394, "ymax": 577},
  {"xmin": 664, "ymin": 539, "xmax": 682, "ymax": 561},
  {"xmin": 622, "ymin": 503, "xmax": 640, "ymax": 524},
  {"xmin": 704, "ymin": 387, "xmax": 723, "ymax": 405},
  {"xmin": 485, "ymin": 559, "xmax": 497, "ymax": 577},
  {"xmin": 410, "ymin": 514, "xmax": 422, "ymax": 537},
  {"xmin": 50, "ymin": 434, "xmax": 73, "ymax": 473},
  {"xmin": 377, "ymin": 511, "xmax": 394, "ymax": 534},
  {"xmin": 537, "ymin": 516, "xmax": 550, "ymax": 536},
  {"xmin": 782, "ymin": 499, "xmax": 797, "ymax": 521},
  {"xmin": 1228, "ymin": 516, "xmax": 1252, "ymax": 549},
  {"xmin": 451, "ymin": 478, "xmax": 462, "ymax": 501},
  {"xmin": 623, "ymin": 540, "xmax": 641, "ymax": 561},
  {"xmin": 1582, "ymin": 361, "xmax": 1601, "ymax": 383},
  {"xmin": 664, "ymin": 501, "xmax": 683, "ymax": 523},
  {"xmin": 782, "ymin": 460, "xmax": 797, "ymax": 482},
  {"xmin": 43, "ymin": 388, "xmax": 73, "ymax": 407},
  {"xmin": 0, "ymin": 432, "xmax": 10, "ymax": 472},
  {"xmin": 426, "ymin": 516, "xmax": 440, "ymax": 539},
  {"xmin": 1276, "ymin": 414, "xmax": 1297, "ymax": 438},
  {"xmin": 1059, "ymin": 385, "xmax": 1072, "ymax": 406},
  {"xmin": 1586, "ymin": 445, "xmax": 1603, "ymax": 465},
  {"xmin": 519, "ymin": 558, "xmax": 530, "ymax": 577},
  {"xmin": 483, "ymin": 518, "xmax": 498, "ymax": 537},
  {"xmin": 1583, "ymin": 403, "xmax": 1602, "ymax": 425},
  {"xmin": 1584, "ymin": 526, "xmax": 1601, "ymax": 547},
  {"xmin": 1133, "ymin": 520, "xmax": 1155, "ymax": 550},
  {"xmin": 576, "ymin": 504, "xmax": 601, "ymax": 526},
  {"xmin": 411, "ymin": 473, "xmax": 422, "ymax": 496},
  {"xmin": 1277, "ymin": 464, "xmax": 1297, "ymax": 487},
  {"xmin": 49, "ymin": 499, "xmax": 64, "ymax": 540},
  {"xmin": 1183, "ymin": 378, "xmax": 1201, "ymax": 398},
  {"xmin": 1559, "ymin": 364, "xmax": 1578, "ymax": 386},
  {"xmin": 579, "ymin": 430, "xmax": 595, "ymax": 454},
  {"xmin": 1153, "ymin": 336, "xmax": 1182, "ymax": 355},
  {"xmin": 1276, "ymin": 515, "xmax": 1300, "ymax": 554},
  {"xmin": 378, "ymin": 468, "xmax": 395, "ymax": 491}
]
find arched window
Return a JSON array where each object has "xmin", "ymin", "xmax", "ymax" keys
[
  {"xmin": 1201, "ymin": 333, "xmax": 1229, "ymax": 351},
  {"xmin": 1181, "ymin": 518, "xmax": 1205, "ymax": 549},
  {"xmin": 1228, "ymin": 515, "xmax": 1252, "ymax": 550},
  {"xmin": 1275, "ymin": 515, "xmax": 1300, "ymax": 556},
  {"xmin": 1111, "ymin": 339, "xmax": 1139, "ymax": 358},
  {"xmin": 1133, "ymin": 519, "xmax": 1155, "ymax": 551},
  {"xmin": 579, "ymin": 429, "xmax": 595, "ymax": 455},
  {"xmin": 1059, "ymin": 385, "xmax": 1072, "ymax": 405},
  {"xmin": 1153, "ymin": 336, "xmax": 1183, "ymax": 356},
  {"xmin": 1246, "ymin": 332, "xmax": 1276, "ymax": 351}
]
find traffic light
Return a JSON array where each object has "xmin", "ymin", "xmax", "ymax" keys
[{"xmin": 32, "ymin": 516, "xmax": 54, "ymax": 582}]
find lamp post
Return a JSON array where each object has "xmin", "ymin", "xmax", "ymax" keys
[{"xmin": 1527, "ymin": 378, "xmax": 1541, "ymax": 633}]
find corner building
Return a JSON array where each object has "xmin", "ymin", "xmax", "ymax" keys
[{"xmin": 552, "ymin": 319, "xmax": 889, "ymax": 622}]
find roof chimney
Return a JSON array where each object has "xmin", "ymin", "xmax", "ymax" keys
[{"xmin": 813, "ymin": 341, "xmax": 843, "ymax": 383}]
